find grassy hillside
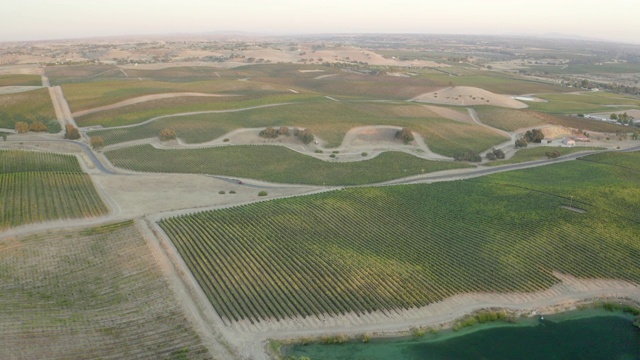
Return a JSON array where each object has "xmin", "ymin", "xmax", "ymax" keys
[
  {"xmin": 159, "ymin": 153, "xmax": 640, "ymax": 323},
  {"xmin": 0, "ymin": 150, "xmax": 108, "ymax": 229},
  {"xmin": 105, "ymin": 144, "xmax": 471, "ymax": 185},
  {"xmin": 475, "ymin": 107, "xmax": 546, "ymax": 131},
  {"xmin": 485, "ymin": 146, "xmax": 605, "ymax": 166},
  {"xmin": 0, "ymin": 221, "xmax": 212, "ymax": 359}
]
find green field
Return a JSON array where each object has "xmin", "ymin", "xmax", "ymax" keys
[
  {"xmin": 530, "ymin": 63, "xmax": 640, "ymax": 75},
  {"xmin": 0, "ymin": 74, "xmax": 42, "ymax": 86},
  {"xmin": 0, "ymin": 150, "xmax": 108, "ymax": 229},
  {"xmin": 0, "ymin": 88, "xmax": 56, "ymax": 129},
  {"xmin": 485, "ymin": 146, "xmax": 605, "ymax": 166},
  {"xmin": 91, "ymin": 101, "xmax": 508, "ymax": 154},
  {"xmin": 75, "ymin": 93, "xmax": 320, "ymax": 127},
  {"xmin": 159, "ymin": 154, "xmax": 640, "ymax": 323},
  {"xmin": 105, "ymin": 144, "xmax": 471, "ymax": 185},
  {"xmin": 579, "ymin": 150, "xmax": 640, "ymax": 171},
  {"xmin": 474, "ymin": 107, "xmax": 546, "ymax": 131},
  {"xmin": 527, "ymin": 92, "xmax": 640, "ymax": 114},
  {"xmin": 63, "ymin": 79, "xmax": 294, "ymax": 112},
  {"xmin": 0, "ymin": 221, "xmax": 212, "ymax": 359}
]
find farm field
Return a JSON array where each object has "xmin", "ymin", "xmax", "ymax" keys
[
  {"xmin": 158, "ymin": 155, "xmax": 640, "ymax": 323},
  {"xmin": 91, "ymin": 101, "xmax": 508, "ymax": 154},
  {"xmin": 529, "ymin": 63, "xmax": 640, "ymax": 75},
  {"xmin": 527, "ymin": 91, "xmax": 640, "ymax": 114},
  {"xmin": 0, "ymin": 220, "xmax": 212, "ymax": 359},
  {"xmin": 45, "ymin": 64, "xmax": 127, "ymax": 85},
  {"xmin": 484, "ymin": 146, "xmax": 605, "ymax": 166},
  {"xmin": 75, "ymin": 92, "xmax": 320, "ymax": 127},
  {"xmin": 474, "ymin": 107, "xmax": 546, "ymax": 131},
  {"xmin": 578, "ymin": 150, "xmax": 640, "ymax": 171},
  {"xmin": 62, "ymin": 79, "xmax": 294, "ymax": 112},
  {"xmin": 0, "ymin": 74, "xmax": 42, "ymax": 86},
  {"xmin": 105, "ymin": 144, "xmax": 471, "ymax": 185},
  {"xmin": 0, "ymin": 150, "xmax": 108, "ymax": 229},
  {"xmin": 0, "ymin": 88, "xmax": 56, "ymax": 129}
]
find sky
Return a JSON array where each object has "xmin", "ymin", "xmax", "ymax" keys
[{"xmin": 2, "ymin": 0, "xmax": 640, "ymax": 44}]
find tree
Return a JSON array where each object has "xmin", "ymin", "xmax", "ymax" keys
[
  {"xmin": 610, "ymin": 113, "xmax": 618, "ymax": 120},
  {"xmin": 159, "ymin": 128, "xmax": 176, "ymax": 141},
  {"xmin": 278, "ymin": 126, "xmax": 289, "ymax": 136},
  {"xmin": 545, "ymin": 150, "xmax": 561, "ymax": 159},
  {"xmin": 515, "ymin": 139, "xmax": 528, "ymax": 148},
  {"xmin": 395, "ymin": 128, "xmax": 414, "ymax": 144},
  {"xmin": 29, "ymin": 121, "xmax": 47, "ymax": 132},
  {"xmin": 90, "ymin": 136, "xmax": 105, "ymax": 150},
  {"xmin": 453, "ymin": 151, "xmax": 482, "ymax": 162},
  {"xmin": 64, "ymin": 124, "xmax": 80, "ymax": 139},
  {"xmin": 294, "ymin": 128, "xmax": 314, "ymax": 144},
  {"xmin": 15, "ymin": 121, "xmax": 29, "ymax": 133}
]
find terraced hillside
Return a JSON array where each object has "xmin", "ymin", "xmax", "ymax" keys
[
  {"xmin": 158, "ymin": 152, "xmax": 640, "ymax": 323},
  {"xmin": 0, "ymin": 150, "xmax": 108, "ymax": 229},
  {"xmin": 0, "ymin": 221, "xmax": 213, "ymax": 359}
]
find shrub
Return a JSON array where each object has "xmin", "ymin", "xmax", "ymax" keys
[
  {"xmin": 515, "ymin": 139, "xmax": 528, "ymax": 148},
  {"xmin": 229, "ymin": 190, "xmax": 236, "ymax": 194},
  {"xmin": 453, "ymin": 151, "xmax": 482, "ymax": 162},
  {"xmin": 278, "ymin": 126, "xmax": 290, "ymax": 136},
  {"xmin": 159, "ymin": 128, "xmax": 177, "ymax": 141},
  {"xmin": 218, "ymin": 190, "xmax": 226, "ymax": 195},
  {"xmin": 295, "ymin": 128, "xmax": 314, "ymax": 144},
  {"xmin": 90, "ymin": 136, "xmax": 105, "ymax": 150},
  {"xmin": 223, "ymin": 138, "xmax": 230, "ymax": 142},
  {"xmin": 329, "ymin": 153, "xmax": 336, "ymax": 158},
  {"xmin": 15, "ymin": 121, "xmax": 29, "ymax": 133},
  {"xmin": 362, "ymin": 152, "xmax": 368, "ymax": 157},
  {"xmin": 545, "ymin": 150, "xmax": 561, "ymax": 159},
  {"xmin": 64, "ymin": 124, "xmax": 80, "ymax": 139},
  {"xmin": 46, "ymin": 120, "xmax": 61, "ymax": 133},
  {"xmin": 259, "ymin": 127, "xmax": 278, "ymax": 139},
  {"xmin": 29, "ymin": 121, "xmax": 47, "ymax": 132},
  {"xmin": 314, "ymin": 149, "xmax": 323, "ymax": 153},
  {"xmin": 396, "ymin": 127, "xmax": 414, "ymax": 143},
  {"xmin": 486, "ymin": 152, "xmax": 497, "ymax": 161},
  {"xmin": 258, "ymin": 191, "xmax": 268, "ymax": 197}
]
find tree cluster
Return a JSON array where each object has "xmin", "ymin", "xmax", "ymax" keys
[
  {"xmin": 453, "ymin": 151, "xmax": 482, "ymax": 162},
  {"xmin": 395, "ymin": 128, "xmax": 415, "ymax": 144},
  {"xmin": 515, "ymin": 139, "xmax": 528, "ymax": 148},
  {"xmin": 523, "ymin": 129, "xmax": 545, "ymax": 143},
  {"xmin": 545, "ymin": 150, "xmax": 561, "ymax": 159},
  {"xmin": 611, "ymin": 112, "xmax": 635, "ymax": 125},
  {"xmin": 259, "ymin": 126, "xmax": 290, "ymax": 139},
  {"xmin": 485, "ymin": 148, "xmax": 505, "ymax": 161}
]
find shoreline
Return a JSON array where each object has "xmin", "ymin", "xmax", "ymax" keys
[
  {"xmin": 269, "ymin": 296, "xmax": 640, "ymax": 359},
  {"xmin": 225, "ymin": 273, "xmax": 640, "ymax": 360}
]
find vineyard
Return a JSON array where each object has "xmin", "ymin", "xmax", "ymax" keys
[
  {"xmin": 105, "ymin": 144, "xmax": 471, "ymax": 185},
  {"xmin": 0, "ymin": 88, "xmax": 56, "ymax": 129},
  {"xmin": 158, "ymin": 157, "xmax": 640, "ymax": 323},
  {"xmin": 485, "ymin": 146, "xmax": 604, "ymax": 166},
  {"xmin": 579, "ymin": 150, "xmax": 640, "ymax": 172},
  {"xmin": 474, "ymin": 107, "xmax": 545, "ymax": 131},
  {"xmin": 0, "ymin": 74, "xmax": 42, "ymax": 86},
  {"xmin": 91, "ymin": 100, "xmax": 507, "ymax": 154},
  {"xmin": 0, "ymin": 221, "xmax": 212, "ymax": 359},
  {"xmin": 0, "ymin": 150, "xmax": 108, "ymax": 229}
]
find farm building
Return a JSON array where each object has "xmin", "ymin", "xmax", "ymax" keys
[{"xmin": 562, "ymin": 138, "xmax": 576, "ymax": 146}]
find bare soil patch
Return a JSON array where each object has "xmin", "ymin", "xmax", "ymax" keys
[{"xmin": 412, "ymin": 86, "xmax": 528, "ymax": 109}]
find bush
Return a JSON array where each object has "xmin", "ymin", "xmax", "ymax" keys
[
  {"xmin": 229, "ymin": 190, "xmax": 236, "ymax": 194},
  {"xmin": 314, "ymin": 149, "xmax": 323, "ymax": 153},
  {"xmin": 218, "ymin": 190, "xmax": 226, "ymax": 195},
  {"xmin": 64, "ymin": 124, "xmax": 80, "ymax": 139},
  {"xmin": 545, "ymin": 150, "xmax": 561, "ymax": 159},
  {"xmin": 396, "ymin": 127, "xmax": 414, "ymax": 143},
  {"xmin": 515, "ymin": 139, "xmax": 528, "ymax": 148},
  {"xmin": 278, "ymin": 126, "xmax": 290, "ymax": 136},
  {"xmin": 223, "ymin": 138, "xmax": 230, "ymax": 142},
  {"xmin": 453, "ymin": 151, "xmax": 482, "ymax": 162},
  {"xmin": 90, "ymin": 136, "xmax": 105, "ymax": 150},
  {"xmin": 361, "ymin": 152, "xmax": 368, "ymax": 157},
  {"xmin": 15, "ymin": 121, "xmax": 29, "ymax": 133},
  {"xmin": 486, "ymin": 148, "xmax": 505, "ymax": 161},
  {"xmin": 29, "ymin": 121, "xmax": 47, "ymax": 132},
  {"xmin": 259, "ymin": 127, "xmax": 278, "ymax": 139},
  {"xmin": 159, "ymin": 128, "xmax": 176, "ymax": 141},
  {"xmin": 329, "ymin": 153, "xmax": 336, "ymax": 158},
  {"xmin": 46, "ymin": 120, "xmax": 61, "ymax": 133},
  {"xmin": 258, "ymin": 191, "xmax": 268, "ymax": 197},
  {"xmin": 486, "ymin": 152, "xmax": 497, "ymax": 161},
  {"xmin": 295, "ymin": 128, "xmax": 314, "ymax": 144}
]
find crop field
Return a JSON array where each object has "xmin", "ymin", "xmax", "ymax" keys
[
  {"xmin": 529, "ymin": 63, "xmax": 640, "ymax": 75},
  {"xmin": 0, "ymin": 74, "xmax": 42, "ymax": 86},
  {"xmin": 63, "ymin": 79, "xmax": 294, "ymax": 112},
  {"xmin": 75, "ymin": 93, "xmax": 321, "ymax": 127},
  {"xmin": 0, "ymin": 150, "xmax": 108, "ymax": 229},
  {"xmin": 579, "ymin": 150, "xmax": 640, "ymax": 172},
  {"xmin": 0, "ymin": 88, "xmax": 56, "ymax": 128},
  {"xmin": 158, "ymin": 156, "xmax": 640, "ymax": 323},
  {"xmin": 45, "ymin": 64, "xmax": 127, "ymax": 85},
  {"xmin": 527, "ymin": 92, "xmax": 640, "ymax": 114},
  {"xmin": 485, "ymin": 146, "xmax": 604, "ymax": 166},
  {"xmin": 474, "ymin": 107, "xmax": 546, "ymax": 131},
  {"xmin": 91, "ymin": 101, "xmax": 507, "ymax": 154},
  {"xmin": 105, "ymin": 144, "xmax": 471, "ymax": 185},
  {"xmin": 0, "ymin": 220, "xmax": 212, "ymax": 359}
]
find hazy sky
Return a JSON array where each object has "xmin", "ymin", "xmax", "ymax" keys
[{"xmin": 3, "ymin": 0, "xmax": 639, "ymax": 43}]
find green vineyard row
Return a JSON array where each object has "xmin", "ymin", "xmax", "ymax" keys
[{"xmin": 159, "ymin": 159, "xmax": 640, "ymax": 323}]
